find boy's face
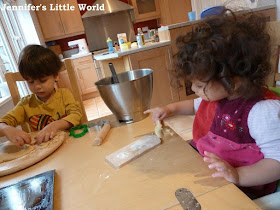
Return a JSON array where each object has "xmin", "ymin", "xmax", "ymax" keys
[
  {"xmin": 191, "ymin": 79, "xmax": 230, "ymax": 101},
  {"xmin": 26, "ymin": 75, "xmax": 58, "ymax": 102}
]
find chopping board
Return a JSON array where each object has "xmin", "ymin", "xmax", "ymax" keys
[
  {"xmin": 0, "ymin": 132, "xmax": 66, "ymax": 177},
  {"xmin": 164, "ymin": 115, "xmax": 195, "ymax": 141}
]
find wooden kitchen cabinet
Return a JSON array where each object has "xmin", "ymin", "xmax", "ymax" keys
[
  {"xmin": 58, "ymin": 55, "xmax": 99, "ymax": 100},
  {"xmin": 128, "ymin": 46, "xmax": 179, "ymax": 107},
  {"xmin": 159, "ymin": 0, "xmax": 192, "ymax": 25},
  {"xmin": 33, "ymin": 0, "xmax": 84, "ymax": 41},
  {"xmin": 72, "ymin": 56, "xmax": 98, "ymax": 95},
  {"xmin": 129, "ymin": 0, "xmax": 161, "ymax": 23}
]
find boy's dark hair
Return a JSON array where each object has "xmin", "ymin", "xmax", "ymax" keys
[
  {"xmin": 18, "ymin": 45, "xmax": 62, "ymax": 80},
  {"xmin": 175, "ymin": 10, "xmax": 271, "ymax": 99}
]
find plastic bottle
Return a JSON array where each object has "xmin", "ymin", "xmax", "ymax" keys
[
  {"xmin": 154, "ymin": 29, "xmax": 159, "ymax": 42},
  {"xmin": 106, "ymin": 37, "xmax": 115, "ymax": 53},
  {"xmin": 136, "ymin": 28, "xmax": 145, "ymax": 48}
]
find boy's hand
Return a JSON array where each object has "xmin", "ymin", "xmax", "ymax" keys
[
  {"xmin": 4, "ymin": 127, "xmax": 31, "ymax": 146},
  {"xmin": 35, "ymin": 122, "xmax": 59, "ymax": 144},
  {"xmin": 144, "ymin": 106, "xmax": 171, "ymax": 124},
  {"xmin": 203, "ymin": 151, "xmax": 239, "ymax": 185}
]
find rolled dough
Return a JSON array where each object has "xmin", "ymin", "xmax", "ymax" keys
[
  {"xmin": 0, "ymin": 142, "xmax": 34, "ymax": 164},
  {"xmin": 0, "ymin": 131, "xmax": 65, "ymax": 164}
]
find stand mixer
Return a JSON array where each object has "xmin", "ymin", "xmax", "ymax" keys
[{"xmin": 68, "ymin": 38, "xmax": 90, "ymax": 58}]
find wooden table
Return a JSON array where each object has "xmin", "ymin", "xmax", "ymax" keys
[{"xmin": 0, "ymin": 115, "xmax": 259, "ymax": 209}]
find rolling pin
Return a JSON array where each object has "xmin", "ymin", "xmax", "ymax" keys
[{"xmin": 93, "ymin": 123, "xmax": 111, "ymax": 146}]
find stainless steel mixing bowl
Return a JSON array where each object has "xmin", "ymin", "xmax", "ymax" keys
[{"xmin": 95, "ymin": 69, "xmax": 153, "ymax": 123}]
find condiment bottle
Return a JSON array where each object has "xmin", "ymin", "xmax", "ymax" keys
[
  {"xmin": 136, "ymin": 28, "xmax": 145, "ymax": 48},
  {"xmin": 106, "ymin": 37, "xmax": 115, "ymax": 53},
  {"xmin": 154, "ymin": 29, "xmax": 159, "ymax": 42}
]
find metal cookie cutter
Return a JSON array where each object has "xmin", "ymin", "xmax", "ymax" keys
[{"xmin": 88, "ymin": 120, "xmax": 111, "ymax": 146}]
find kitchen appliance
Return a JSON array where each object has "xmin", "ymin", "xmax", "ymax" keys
[
  {"xmin": 0, "ymin": 170, "xmax": 55, "ymax": 209},
  {"xmin": 68, "ymin": 38, "xmax": 90, "ymax": 58},
  {"xmin": 82, "ymin": 0, "xmax": 136, "ymax": 52},
  {"xmin": 95, "ymin": 69, "xmax": 153, "ymax": 123}
]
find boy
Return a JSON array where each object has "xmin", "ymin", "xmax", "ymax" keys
[{"xmin": 0, "ymin": 45, "xmax": 82, "ymax": 146}]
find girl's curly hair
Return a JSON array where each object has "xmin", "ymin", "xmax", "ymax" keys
[{"xmin": 175, "ymin": 10, "xmax": 271, "ymax": 99}]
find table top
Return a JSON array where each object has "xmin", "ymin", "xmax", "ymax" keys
[{"xmin": 0, "ymin": 115, "xmax": 259, "ymax": 209}]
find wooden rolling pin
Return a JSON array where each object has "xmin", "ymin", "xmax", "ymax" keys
[{"xmin": 93, "ymin": 123, "xmax": 111, "ymax": 146}]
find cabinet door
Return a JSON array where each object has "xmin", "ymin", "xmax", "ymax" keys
[
  {"xmin": 59, "ymin": 0, "xmax": 85, "ymax": 35},
  {"xmin": 33, "ymin": 0, "xmax": 84, "ymax": 41},
  {"xmin": 128, "ymin": 46, "xmax": 179, "ymax": 107},
  {"xmin": 73, "ymin": 56, "xmax": 98, "ymax": 95},
  {"xmin": 130, "ymin": 0, "xmax": 161, "ymax": 22},
  {"xmin": 57, "ymin": 70, "xmax": 72, "ymax": 91},
  {"xmin": 159, "ymin": 0, "xmax": 192, "ymax": 25},
  {"xmin": 33, "ymin": 0, "xmax": 64, "ymax": 40}
]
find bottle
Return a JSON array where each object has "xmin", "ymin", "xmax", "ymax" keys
[
  {"xmin": 106, "ymin": 37, "xmax": 115, "ymax": 53},
  {"xmin": 154, "ymin": 29, "xmax": 159, "ymax": 42},
  {"xmin": 136, "ymin": 34, "xmax": 144, "ymax": 48},
  {"xmin": 137, "ymin": 28, "xmax": 145, "ymax": 47},
  {"xmin": 114, "ymin": 41, "xmax": 120, "ymax": 51}
]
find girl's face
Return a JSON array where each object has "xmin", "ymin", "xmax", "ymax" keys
[
  {"xmin": 26, "ymin": 75, "xmax": 58, "ymax": 103},
  {"xmin": 191, "ymin": 79, "xmax": 231, "ymax": 101}
]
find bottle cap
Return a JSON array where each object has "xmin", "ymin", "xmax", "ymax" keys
[{"xmin": 107, "ymin": 37, "xmax": 112, "ymax": 42}]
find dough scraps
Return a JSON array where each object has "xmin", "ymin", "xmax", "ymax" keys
[{"xmin": 155, "ymin": 121, "xmax": 163, "ymax": 138}]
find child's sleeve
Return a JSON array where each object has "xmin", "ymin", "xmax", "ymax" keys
[
  {"xmin": 248, "ymin": 99, "xmax": 280, "ymax": 162},
  {"xmin": 0, "ymin": 100, "xmax": 25, "ymax": 127},
  {"xmin": 61, "ymin": 89, "xmax": 82, "ymax": 127},
  {"xmin": 194, "ymin": 97, "xmax": 202, "ymax": 113}
]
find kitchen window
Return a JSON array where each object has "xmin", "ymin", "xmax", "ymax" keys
[{"xmin": 0, "ymin": 0, "xmax": 30, "ymax": 98}]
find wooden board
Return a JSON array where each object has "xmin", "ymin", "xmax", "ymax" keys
[
  {"xmin": 0, "ymin": 132, "xmax": 66, "ymax": 177},
  {"xmin": 164, "ymin": 115, "xmax": 195, "ymax": 141},
  {"xmin": 105, "ymin": 135, "xmax": 161, "ymax": 169}
]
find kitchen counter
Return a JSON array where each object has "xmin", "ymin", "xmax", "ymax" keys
[
  {"xmin": 94, "ymin": 40, "xmax": 171, "ymax": 61},
  {"xmin": 0, "ymin": 115, "xmax": 260, "ymax": 209},
  {"xmin": 158, "ymin": 0, "xmax": 276, "ymax": 32},
  {"xmin": 61, "ymin": 52, "xmax": 93, "ymax": 61}
]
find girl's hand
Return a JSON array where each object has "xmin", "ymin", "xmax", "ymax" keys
[
  {"xmin": 4, "ymin": 127, "xmax": 31, "ymax": 146},
  {"xmin": 144, "ymin": 106, "xmax": 171, "ymax": 124},
  {"xmin": 35, "ymin": 122, "xmax": 58, "ymax": 144},
  {"xmin": 203, "ymin": 151, "xmax": 239, "ymax": 185}
]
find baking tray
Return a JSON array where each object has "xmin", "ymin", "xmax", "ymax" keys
[{"xmin": 0, "ymin": 170, "xmax": 55, "ymax": 210}]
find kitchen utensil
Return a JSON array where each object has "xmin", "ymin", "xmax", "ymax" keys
[
  {"xmin": 108, "ymin": 63, "xmax": 119, "ymax": 84},
  {"xmin": 95, "ymin": 69, "xmax": 153, "ymax": 123},
  {"xmin": 0, "ymin": 170, "xmax": 55, "ymax": 209},
  {"xmin": 105, "ymin": 135, "xmax": 161, "ymax": 169},
  {"xmin": 69, "ymin": 124, "xmax": 88, "ymax": 138},
  {"xmin": 175, "ymin": 188, "xmax": 201, "ymax": 210},
  {"xmin": 88, "ymin": 120, "xmax": 111, "ymax": 146}
]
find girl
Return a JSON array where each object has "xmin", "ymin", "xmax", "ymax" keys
[{"xmin": 145, "ymin": 11, "xmax": 280, "ymax": 199}]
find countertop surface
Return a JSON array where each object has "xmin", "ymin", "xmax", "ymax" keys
[
  {"xmin": 94, "ymin": 41, "xmax": 171, "ymax": 61},
  {"xmin": 158, "ymin": 0, "xmax": 276, "ymax": 32},
  {"xmin": 62, "ymin": 52, "xmax": 93, "ymax": 61}
]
